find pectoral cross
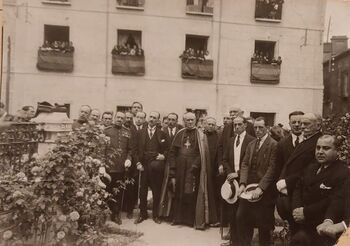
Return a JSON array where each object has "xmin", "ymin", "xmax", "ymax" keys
[{"xmin": 184, "ymin": 138, "xmax": 191, "ymax": 149}]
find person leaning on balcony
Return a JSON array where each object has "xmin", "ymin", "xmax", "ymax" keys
[
  {"xmin": 290, "ymin": 135, "xmax": 350, "ymax": 246},
  {"xmin": 72, "ymin": 105, "xmax": 92, "ymax": 130}
]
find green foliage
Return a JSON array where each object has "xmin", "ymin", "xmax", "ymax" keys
[
  {"xmin": 0, "ymin": 125, "xmax": 115, "ymax": 246},
  {"xmin": 322, "ymin": 113, "xmax": 350, "ymax": 164}
]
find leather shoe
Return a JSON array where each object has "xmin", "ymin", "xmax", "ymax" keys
[
  {"xmin": 134, "ymin": 215, "xmax": 147, "ymax": 224},
  {"xmin": 153, "ymin": 217, "xmax": 161, "ymax": 224}
]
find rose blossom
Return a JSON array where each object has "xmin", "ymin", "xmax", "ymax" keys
[
  {"xmin": 3, "ymin": 230, "xmax": 13, "ymax": 240},
  {"xmin": 58, "ymin": 215, "xmax": 67, "ymax": 222},
  {"xmin": 69, "ymin": 211, "xmax": 80, "ymax": 221},
  {"xmin": 57, "ymin": 231, "xmax": 65, "ymax": 240}
]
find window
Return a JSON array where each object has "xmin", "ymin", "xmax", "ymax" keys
[
  {"xmin": 42, "ymin": 0, "xmax": 71, "ymax": 5},
  {"xmin": 255, "ymin": 0, "xmax": 283, "ymax": 21},
  {"xmin": 186, "ymin": 0, "xmax": 214, "ymax": 15},
  {"xmin": 44, "ymin": 25, "xmax": 69, "ymax": 44},
  {"xmin": 340, "ymin": 72, "xmax": 349, "ymax": 99},
  {"xmin": 116, "ymin": 0, "xmax": 144, "ymax": 9},
  {"xmin": 186, "ymin": 35, "xmax": 208, "ymax": 52},
  {"xmin": 116, "ymin": 106, "xmax": 132, "ymax": 113},
  {"xmin": 254, "ymin": 40, "xmax": 276, "ymax": 63},
  {"xmin": 117, "ymin": 30, "xmax": 142, "ymax": 50},
  {"xmin": 186, "ymin": 108, "xmax": 207, "ymax": 123},
  {"xmin": 250, "ymin": 112, "xmax": 275, "ymax": 127}
]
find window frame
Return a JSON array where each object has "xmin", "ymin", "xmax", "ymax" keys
[
  {"xmin": 42, "ymin": 0, "xmax": 71, "ymax": 6},
  {"xmin": 250, "ymin": 112, "xmax": 276, "ymax": 127},
  {"xmin": 254, "ymin": 0, "xmax": 283, "ymax": 23},
  {"xmin": 116, "ymin": 0, "xmax": 145, "ymax": 11},
  {"xmin": 186, "ymin": 0, "xmax": 214, "ymax": 17}
]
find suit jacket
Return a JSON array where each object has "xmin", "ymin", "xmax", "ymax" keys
[
  {"xmin": 240, "ymin": 135, "xmax": 277, "ymax": 191},
  {"xmin": 222, "ymin": 132, "xmax": 255, "ymax": 175},
  {"xmin": 274, "ymin": 134, "xmax": 295, "ymax": 179},
  {"xmin": 162, "ymin": 124, "xmax": 183, "ymax": 147},
  {"xmin": 292, "ymin": 160, "xmax": 349, "ymax": 226},
  {"xmin": 279, "ymin": 131, "xmax": 322, "ymax": 195},
  {"xmin": 218, "ymin": 121, "xmax": 256, "ymax": 166},
  {"xmin": 135, "ymin": 126, "xmax": 169, "ymax": 164}
]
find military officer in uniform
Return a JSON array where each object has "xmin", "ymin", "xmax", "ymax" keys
[{"xmin": 104, "ymin": 111, "xmax": 132, "ymax": 224}]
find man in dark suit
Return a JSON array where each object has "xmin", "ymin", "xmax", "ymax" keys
[
  {"xmin": 275, "ymin": 111, "xmax": 304, "ymax": 231},
  {"xmin": 236, "ymin": 117, "xmax": 277, "ymax": 246},
  {"xmin": 72, "ymin": 105, "xmax": 91, "ymax": 130},
  {"xmin": 221, "ymin": 116, "xmax": 255, "ymax": 246},
  {"xmin": 276, "ymin": 113, "xmax": 322, "ymax": 234},
  {"xmin": 290, "ymin": 135, "xmax": 349, "ymax": 246},
  {"xmin": 134, "ymin": 111, "xmax": 169, "ymax": 224},
  {"xmin": 162, "ymin": 112, "xmax": 183, "ymax": 143},
  {"xmin": 218, "ymin": 107, "xmax": 255, "ymax": 170},
  {"xmin": 158, "ymin": 112, "xmax": 183, "ymax": 220}
]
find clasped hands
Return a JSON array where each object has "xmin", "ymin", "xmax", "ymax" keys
[
  {"xmin": 136, "ymin": 153, "xmax": 165, "ymax": 171},
  {"xmin": 292, "ymin": 207, "xmax": 305, "ymax": 223},
  {"xmin": 276, "ymin": 179, "xmax": 288, "ymax": 195},
  {"xmin": 238, "ymin": 185, "xmax": 263, "ymax": 201},
  {"xmin": 317, "ymin": 220, "xmax": 346, "ymax": 239}
]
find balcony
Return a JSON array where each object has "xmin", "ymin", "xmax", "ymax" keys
[
  {"xmin": 112, "ymin": 55, "xmax": 145, "ymax": 76},
  {"xmin": 37, "ymin": 50, "xmax": 74, "ymax": 73},
  {"xmin": 116, "ymin": 0, "xmax": 144, "ymax": 10},
  {"xmin": 182, "ymin": 59, "xmax": 213, "ymax": 80},
  {"xmin": 186, "ymin": 1, "xmax": 213, "ymax": 16},
  {"xmin": 255, "ymin": 0, "xmax": 283, "ymax": 22},
  {"xmin": 250, "ymin": 61, "xmax": 280, "ymax": 84},
  {"xmin": 42, "ymin": 0, "xmax": 71, "ymax": 6}
]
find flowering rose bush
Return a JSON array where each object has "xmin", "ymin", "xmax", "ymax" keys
[{"xmin": 0, "ymin": 125, "xmax": 116, "ymax": 245}]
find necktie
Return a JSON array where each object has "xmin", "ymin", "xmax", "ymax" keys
[
  {"xmin": 149, "ymin": 128, "xmax": 154, "ymax": 138},
  {"xmin": 236, "ymin": 135, "xmax": 240, "ymax": 147},
  {"xmin": 169, "ymin": 128, "xmax": 173, "ymax": 138},
  {"xmin": 255, "ymin": 138, "xmax": 261, "ymax": 152},
  {"xmin": 317, "ymin": 165, "xmax": 325, "ymax": 175},
  {"xmin": 294, "ymin": 136, "xmax": 300, "ymax": 147}
]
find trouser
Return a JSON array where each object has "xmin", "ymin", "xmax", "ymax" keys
[
  {"xmin": 236, "ymin": 199, "xmax": 274, "ymax": 246},
  {"xmin": 229, "ymin": 202, "xmax": 239, "ymax": 245},
  {"xmin": 276, "ymin": 194, "xmax": 299, "ymax": 235},
  {"xmin": 106, "ymin": 172, "xmax": 124, "ymax": 217},
  {"xmin": 139, "ymin": 160, "xmax": 165, "ymax": 218},
  {"xmin": 291, "ymin": 226, "xmax": 336, "ymax": 246},
  {"xmin": 122, "ymin": 169, "xmax": 136, "ymax": 214}
]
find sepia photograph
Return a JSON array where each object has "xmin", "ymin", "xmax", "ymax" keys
[{"xmin": 0, "ymin": 0, "xmax": 350, "ymax": 245}]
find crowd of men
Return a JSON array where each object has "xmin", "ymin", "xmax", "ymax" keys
[
  {"xmin": 2, "ymin": 100, "xmax": 349, "ymax": 246},
  {"xmin": 68, "ymin": 102, "xmax": 350, "ymax": 246}
]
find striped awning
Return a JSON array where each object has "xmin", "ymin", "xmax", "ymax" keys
[
  {"xmin": 37, "ymin": 50, "xmax": 74, "ymax": 72},
  {"xmin": 112, "ymin": 55, "xmax": 145, "ymax": 75}
]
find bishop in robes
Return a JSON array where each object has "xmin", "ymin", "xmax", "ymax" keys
[{"xmin": 168, "ymin": 112, "xmax": 217, "ymax": 229}]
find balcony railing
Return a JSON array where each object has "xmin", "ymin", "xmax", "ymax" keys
[
  {"xmin": 42, "ymin": 0, "xmax": 71, "ymax": 5},
  {"xmin": 116, "ymin": 0, "xmax": 144, "ymax": 10},
  {"xmin": 182, "ymin": 59, "xmax": 213, "ymax": 80},
  {"xmin": 255, "ymin": 0, "xmax": 283, "ymax": 22},
  {"xmin": 250, "ymin": 62, "xmax": 280, "ymax": 84},
  {"xmin": 37, "ymin": 50, "xmax": 74, "ymax": 72},
  {"xmin": 112, "ymin": 55, "xmax": 145, "ymax": 76}
]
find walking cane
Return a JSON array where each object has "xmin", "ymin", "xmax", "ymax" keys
[
  {"xmin": 220, "ymin": 200, "xmax": 224, "ymax": 240},
  {"xmin": 137, "ymin": 169, "xmax": 142, "ymax": 216},
  {"xmin": 120, "ymin": 167, "xmax": 128, "ymax": 215}
]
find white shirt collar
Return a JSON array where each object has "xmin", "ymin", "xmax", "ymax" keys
[
  {"xmin": 148, "ymin": 125, "xmax": 156, "ymax": 131},
  {"xmin": 237, "ymin": 130, "xmax": 247, "ymax": 139},
  {"xmin": 258, "ymin": 133, "xmax": 268, "ymax": 145}
]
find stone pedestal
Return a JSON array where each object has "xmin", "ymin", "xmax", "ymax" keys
[{"xmin": 33, "ymin": 111, "xmax": 73, "ymax": 156}]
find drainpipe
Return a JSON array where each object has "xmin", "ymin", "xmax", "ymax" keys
[{"xmin": 215, "ymin": 0, "xmax": 223, "ymax": 120}]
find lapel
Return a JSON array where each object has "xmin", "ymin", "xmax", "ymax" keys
[
  {"xmin": 240, "ymin": 134, "xmax": 250, "ymax": 161},
  {"xmin": 139, "ymin": 127, "xmax": 148, "ymax": 148},
  {"xmin": 257, "ymin": 136, "xmax": 271, "ymax": 161},
  {"xmin": 309, "ymin": 162, "xmax": 337, "ymax": 185},
  {"xmin": 286, "ymin": 132, "xmax": 320, "ymax": 166}
]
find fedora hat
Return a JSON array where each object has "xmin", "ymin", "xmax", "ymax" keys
[
  {"xmin": 221, "ymin": 179, "xmax": 239, "ymax": 204},
  {"xmin": 239, "ymin": 183, "xmax": 262, "ymax": 202}
]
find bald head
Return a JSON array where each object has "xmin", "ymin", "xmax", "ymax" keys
[
  {"xmin": 315, "ymin": 135, "xmax": 338, "ymax": 164},
  {"xmin": 205, "ymin": 117, "xmax": 217, "ymax": 132},
  {"xmin": 229, "ymin": 106, "xmax": 243, "ymax": 119}
]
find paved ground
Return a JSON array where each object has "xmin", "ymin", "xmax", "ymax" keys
[{"xmin": 119, "ymin": 213, "xmax": 226, "ymax": 246}]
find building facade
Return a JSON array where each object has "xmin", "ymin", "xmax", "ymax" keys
[{"xmin": 2, "ymin": 0, "xmax": 326, "ymax": 125}]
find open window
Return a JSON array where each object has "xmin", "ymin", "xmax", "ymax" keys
[
  {"xmin": 111, "ymin": 30, "xmax": 145, "ymax": 75},
  {"xmin": 186, "ymin": 0, "xmax": 214, "ymax": 16},
  {"xmin": 37, "ymin": 25, "xmax": 74, "ymax": 72},
  {"xmin": 42, "ymin": 0, "xmax": 71, "ymax": 5},
  {"xmin": 116, "ymin": 106, "xmax": 132, "ymax": 113},
  {"xmin": 251, "ymin": 40, "xmax": 281, "ymax": 84},
  {"xmin": 340, "ymin": 71, "xmax": 349, "ymax": 99},
  {"xmin": 181, "ymin": 35, "xmax": 213, "ymax": 80},
  {"xmin": 186, "ymin": 108, "xmax": 207, "ymax": 126},
  {"xmin": 250, "ymin": 112, "xmax": 276, "ymax": 127},
  {"xmin": 116, "ymin": 0, "xmax": 145, "ymax": 10},
  {"xmin": 255, "ymin": 0, "xmax": 283, "ymax": 22}
]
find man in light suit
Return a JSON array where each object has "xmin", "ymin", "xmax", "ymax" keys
[
  {"xmin": 221, "ymin": 116, "xmax": 255, "ymax": 246},
  {"xmin": 236, "ymin": 117, "xmax": 277, "ymax": 246}
]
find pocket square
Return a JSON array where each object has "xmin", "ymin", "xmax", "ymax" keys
[{"xmin": 320, "ymin": 183, "xmax": 332, "ymax": 190}]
